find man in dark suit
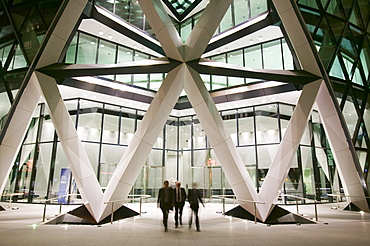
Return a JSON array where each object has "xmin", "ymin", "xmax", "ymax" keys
[
  {"xmin": 188, "ymin": 182, "xmax": 204, "ymax": 232},
  {"xmin": 157, "ymin": 180, "xmax": 174, "ymax": 232},
  {"xmin": 173, "ymin": 181, "xmax": 187, "ymax": 228}
]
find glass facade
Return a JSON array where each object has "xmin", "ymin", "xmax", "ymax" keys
[
  {"xmin": 0, "ymin": 0, "xmax": 369, "ymax": 211},
  {"xmin": 2, "ymin": 98, "xmax": 361, "ymax": 204}
]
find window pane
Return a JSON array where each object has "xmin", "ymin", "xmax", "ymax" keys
[
  {"xmin": 245, "ymin": 45, "xmax": 262, "ymax": 69},
  {"xmin": 76, "ymin": 33, "xmax": 98, "ymax": 64},
  {"xmin": 98, "ymin": 39, "xmax": 116, "ymax": 64},
  {"xmin": 263, "ymin": 40, "xmax": 283, "ymax": 69}
]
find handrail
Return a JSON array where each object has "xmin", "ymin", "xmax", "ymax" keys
[
  {"xmin": 327, "ymin": 193, "xmax": 370, "ymax": 210},
  {"xmin": 42, "ymin": 194, "xmax": 79, "ymax": 222},
  {"xmin": 104, "ymin": 195, "xmax": 151, "ymax": 224},
  {"xmin": 212, "ymin": 195, "xmax": 265, "ymax": 224},
  {"xmin": 280, "ymin": 194, "xmax": 320, "ymax": 221},
  {"xmin": 0, "ymin": 192, "xmax": 24, "ymax": 208}
]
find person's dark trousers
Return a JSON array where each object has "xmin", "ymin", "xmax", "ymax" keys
[
  {"xmin": 174, "ymin": 201, "xmax": 185, "ymax": 226},
  {"xmin": 160, "ymin": 203, "xmax": 171, "ymax": 230},
  {"xmin": 189, "ymin": 204, "xmax": 200, "ymax": 231}
]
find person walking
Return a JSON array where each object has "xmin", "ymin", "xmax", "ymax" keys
[
  {"xmin": 174, "ymin": 181, "xmax": 187, "ymax": 228},
  {"xmin": 188, "ymin": 182, "xmax": 204, "ymax": 232},
  {"xmin": 157, "ymin": 180, "xmax": 174, "ymax": 232}
]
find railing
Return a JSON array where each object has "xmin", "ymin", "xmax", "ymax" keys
[
  {"xmin": 0, "ymin": 193, "xmax": 24, "ymax": 209},
  {"xmin": 104, "ymin": 195, "xmax": 151, "ymax": 224},
  {"xmin": 212, "ymin": 195, "xmax": 265, "ymax": 224},
  {"xmin": 280, "ymin": 194, "xmax": 320, "ymax": 221},
  {"xmin": 42, "ymin": 194, "xmax": 79, "ymax": 222},
  {"xmin": 327, "ymin": 193, "xmax": 370, "ymax": 210}
]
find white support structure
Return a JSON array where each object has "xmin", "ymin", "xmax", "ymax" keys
[
  {"xmin": 184, "ymin": 64, "xmax": 259, "ymax": 217},
  {"xmin": 269, "ymin": 0, "xmax": 368, "ymax": 212},
  {"xmin": 35, "ymin": 71, "xmax": 103, "ymax": 222},
  {"xmin": 316, "ymin": 83, "xmax": 368, "ymax": 210},
  {"xmin": 100, "ymin": 65, "xmax": 185, "ymax": 221},
  {"xmin": 0, "ymin": 0, "xmax": 89, "ymax": 196},
  {"xmin": 258, "ymin": 79, "xmax": 323, "ymax": 220}
]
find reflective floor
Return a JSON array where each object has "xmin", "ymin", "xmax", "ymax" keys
[{"xmin": 0, "ymin": 201, "xmax": 370, "ymax": 245}]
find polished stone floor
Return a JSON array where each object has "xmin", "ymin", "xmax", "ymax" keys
[{"xmin": 0, "ymin": 201, "xmax": 369, "ymax": 245}]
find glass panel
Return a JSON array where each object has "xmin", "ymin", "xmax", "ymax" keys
[
  {"xmin": 76, "ymin": 33, "xmax": 98, "ymax": 64},
  {"xmin": 228, "ymin": 77, "xmax": 244, "ymax": 87},
  {"xmin": 238, "ymin": 107, "xmax": 255, "ymax": 145},
  {"xmin": 234, "ymin": 0, "xmax": 249, "ymax": 24},
  {"xmin": 219, "ymin": 6, "xmax": 233, "ymax": 33},
  {"xmin": 65, "ymin": 34, "xmax": 78, "ymax": 63},
  {"xmin": 250, "ymin": 0, "xmax": 268, "ymax": 17},
  {"xmin": 227, "ymin": 50, "xmax": 243, "ymax": 66},
  {"xmin": 133, "ymin": 74, "xmax": 148, "ymax": 88},
  {"xmin": 117, "ymin": 46, "xmax": 133, "ymax": 63},
  {"xmin": 128, "ymin": 0, "xmax": 144, "ymax": 29},
  {"xmin": 11, "ymin": 45, "xmax": 27, "ymax": 69},
  {"xmin": 193, "ymin": 150, "xmax": 207, "ymax": 167},
  {"xmin": 211, "ymin": 75, "xmax": 227, "ymax": 90},
  {"xmin": 97, "ymin": 39, "xmax": 116, "ymax": 64},
  {"xmin": 193, "ymin": 117, "xmax": 206, "ymax": 149},
  {"xmin": 342, "ymin": 100, "xmax": 357, "ymax": 138},
  {"xmin": 263, "ymin": 39, "xmax": 283, "ymax": 69},
  {"xmin": 100, "ymin": 145, "xmax": 126, "ymax": 187},
  {"xmin": 222, "ymin": 109, "xmax": 237, "ymax": 144},
  {"xmin": 77, "ymin": 100, "xmax": 102, "ymax": 142},
  {"xmin": 166, "ymin": 117, "xmax": 178, "ymax": 150},
  {"xmin": 282, "ymin": 39, "xmax": 294, "ymax": 69},
  {"xmin": 102, "ymin": 105, "xmax": 120, "ymax": 144},
  {"xmin": 134, "ymin": 51, "xmax": 149, "ymax": 61},
  {"xmin": 200, "ymin": 74, "xmax": 211, "ymax": 91},
  {"xmin": 329, "ymin": 56, "xmax": 345, "ymax": 79},
  {"xmin": 0, "ymin": 91, "xmax": 12, "ymax": 130},
  {"xmin": 33, "ymin": 143, "xmax": 53, "ymax": 202},
  {"xmin": 180, "ymin": 18, "xmax": 192, "ymax": 43},
  {"xmin": 147, "ymin": 149, "xmax": 163, "ymax": 166},
  {"xmin": 179, "ymin": 117, "xmax": 192, "ymax": 150},
  {"xmin": 40, "ymin": 112, "xmax": 55, "ymax": 142},
  {"xmin": 120, "ymin": 108, "xmax": 136, "ymax": 145},
  {"xmin": 279, "ymin": 104, "xmax": 293, "ymax": 140},
  {"xmin": 245, "ymin": 45, "xmax": 262, "ymax": 69},
  {"xmin": 149, "ymin": 73, "xmax": 163, "ymax": 90},
  {"xmin": 255, "ymin": 104, "xmax": 279, "ymax": 144}
]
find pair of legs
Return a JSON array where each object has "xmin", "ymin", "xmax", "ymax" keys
[
  {"xmin": 189, "ymin": 204, "xmax": 200, "ymax": 231},
  {"xmin": 174, "ymin": 202, "xmax": 184, "ymax": 227},
  {"xmin": 160, "ymin": 203, "xmax": 171, "ymax": 231}
]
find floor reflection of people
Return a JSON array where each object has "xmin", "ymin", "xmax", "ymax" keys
[
  {"xmin": 157, "ymin": 180, "xmax": 174, "ymax": 232},
  {"xmin": 188, "ymin": 182, "xmax": 204, "ymax": 232},
  {"xmin": 174, "ymin": 181, "xmax": 187, "ymax": 228}
]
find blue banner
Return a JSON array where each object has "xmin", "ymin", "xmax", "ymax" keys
[{"xmin": 58, "ymin": 168, "xmax": 71, "ymax": 204}]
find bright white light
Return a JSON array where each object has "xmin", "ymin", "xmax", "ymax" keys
[{"xmin": 98, "ymin": 30, "xmax": 104, "ymax": 35}]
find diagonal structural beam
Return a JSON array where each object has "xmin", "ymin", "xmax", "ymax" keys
[
  {"xmin": 184, "ymin": 64, "xmax": 260, "ymax": 219},
  {"xmin": 185, "ymin": 0, "xmax": 232, "ymax": 61},
  {"xmin": 100, "ymin": 64, "xmax": 184, "ymax": 221},
  {"xmin": 0, "ymin": 0, "xmax": 89, "ymax": 196},
  {"xmin": 138, "ymin": 0, "xmax": 183, "ymax": 61},
  {"xmin": 316, "ymin": 83, "xmax": 369, "ymax": 211},
  {"xmin": 35, "ymin": 72, "xmax": 103, "ymax": 222},
  {"xmin": 0, "ymin": 76, "xmax": 40, "ymax": 194},
  {"xmin": 38, "ymin": 58, "xmax": 181, "ymax": 79},
  {"xmin": 258, "ymin": 79, "xmax": 323, "ymax": 221},
  {"xmin": 189, "ymin": 59, "xmax": 320, "ymax": 84}
]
